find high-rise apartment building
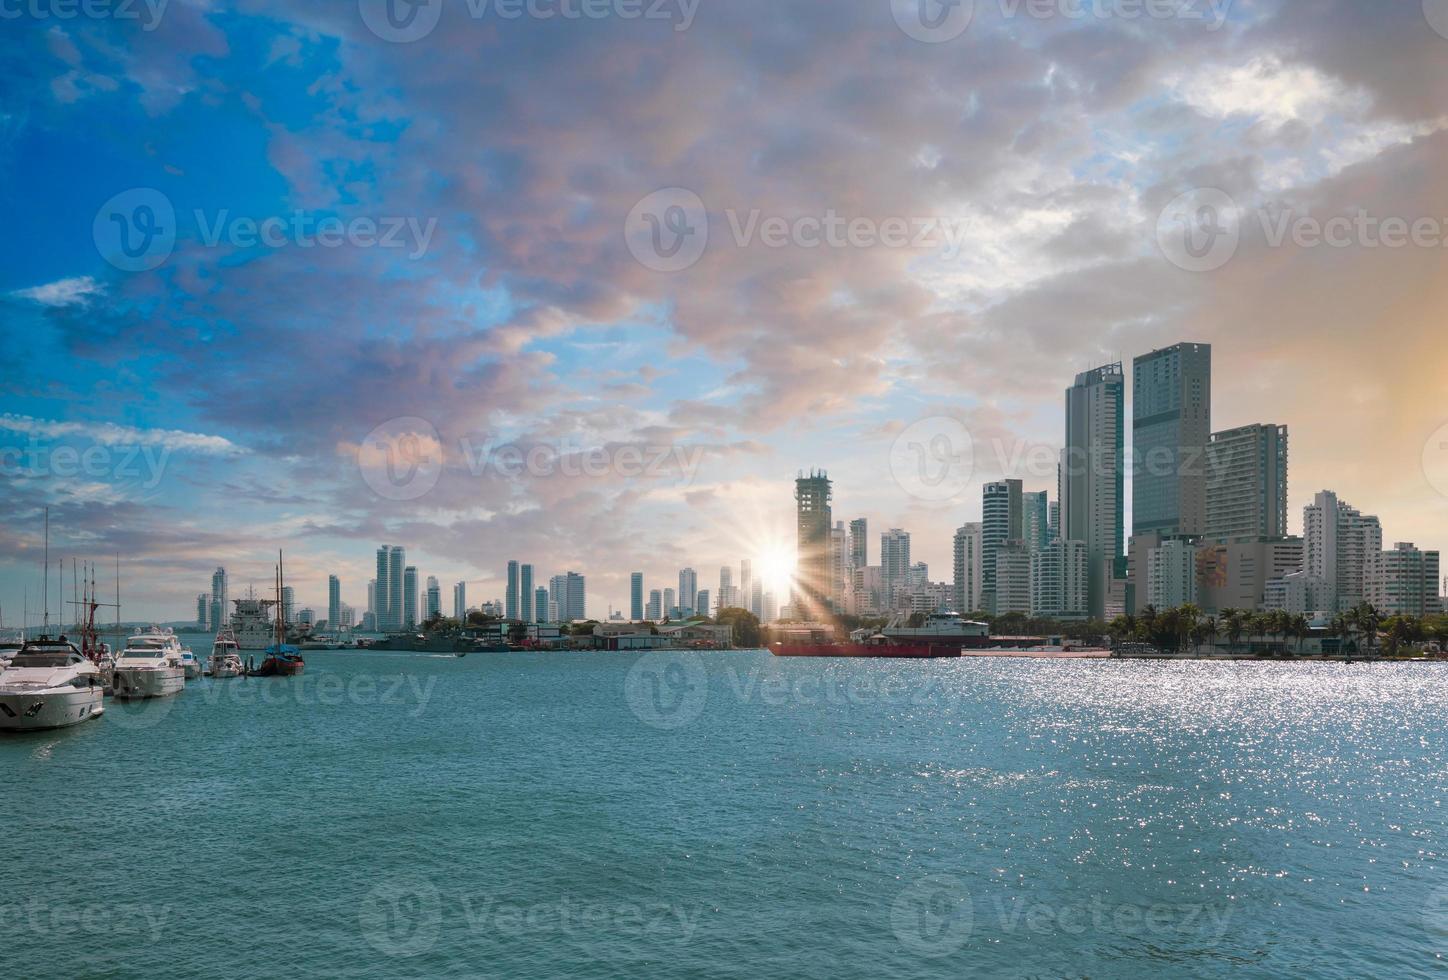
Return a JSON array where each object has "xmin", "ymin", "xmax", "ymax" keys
[
  {"xmin": 520, "ymin": 564, "xmax": 534, "ymax": 622},
  {"xmin": 829, "ymin": 521, "xmax": 848, "ymax": 612},
  {"xmin": 849, "ymin": 518, "xmax": 868, "ymax": 570},
  {"xmin": 880, "ymin": 528, "xmax": 911, "ymax": 610},
  {"xmin": 506, "ymin": 560, "xmax": 520, "ymax": 621},
  {"xmin": 647, "ymin": 589, "xmax": 662, "ymax": 621},
  {"xmin": 197, "ymin": 593, "xmax": 210, "ymax": 631},
  {"xmin": 1303, "ymin": 490, "xmax": 1383, "ymax": 613},
  {"xmin": 795, "ymin": 471, "xmax": 833, "ymax": 619},
  {"xmin": 374, "ymin": 546, "xmax": 404, "ymax": 631},
  {"xmin": 209, "ymin": 567, "xmax": 228, "ymax": 636},
  {"xmin": 678, "ymin": 568, "xmax": 698, "ymax": 616},
  {"xmin": 993, "ymin": 543, "xmax": 1032, "ymax": 616},
  {"xmin": 425, "ymin": 576, "xmax": 441, "ymax": 620},
  {"xmin": 535, "ymin": 587, "xmax": 550, "ymax": 622},
  {"xmin": 1031, "ymin": 539, "xmax": 1089, "ymax": 620},
  {"xmin": 1146, "ymin": 539, "xmax": 1199, "ymax": 610},
  {"xmin": 630, "ymin": 572, "xmax": 644, "ymax": 621},
  {"xmin": 1022, "ymin": 491, "xmax": 1050, "ymax": 552},
  {"xmin": 403, "ymin": 566, "xmax": 419, "ymax": 629},
  {"xmin": 328, "ymin": 574, "xmax": 341, "ymax": 627},
  {"xmin": 1197, "ymin": 536, "xmax": 1303, "ymax": 613},
  {"xmin": 1369, "ymin": 543, "xmax": 1442, "ymax": 618},
  {"xmin": 453, "ymin": 581, "xmax": 467, "ymax": 620},
  {"xmin": 1063, "ymin": 362, "xmax": 1125, "ymax": 620},
  {"xmin": 663, "ymin": 587, "xmax": 676, "ymax": 619},
  {"xmin": 953, "ymin": 523, "xmax": 983, "ymax": 615},
  {"xmin": 740, "ymin": 559, "xmax": 752, "ymax": 614},
  {"xmin": 281, "ymin": 586, "xmax": 295, "ymax": 624},
  {"xmin": 696, "ymin": 590, "xmax": 710, "ymax": 618},
  {"xmin": 1133, "ymin": 343, "xmax": 1212, "ymax": 537},
  {"xmin": 981, "ymin": 480, "xmax": 1023, "ymax": 613},
  {"xmin": 1206, "ymin": 424, "xmax": 1288, "ymax": 540},
  {"xmin": 549, "ymin": 572, "xmax": 587, "ymax": 622}
]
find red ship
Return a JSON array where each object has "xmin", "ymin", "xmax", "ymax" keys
[{"xmin": 771, "ymin": 642, "xmax": 959, "ymax": 659}]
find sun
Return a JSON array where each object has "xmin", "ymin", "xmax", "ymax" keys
[{"xmin": 756, "ymin": 545, "xmax": 795, "ymax": 595}]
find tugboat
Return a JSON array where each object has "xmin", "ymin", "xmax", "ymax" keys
[{"xmin": 252, "ymin": 552, "xmax": 304, "ymax": 677}]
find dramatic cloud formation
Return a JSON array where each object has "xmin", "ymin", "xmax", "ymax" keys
[{"xmin": 0, "ymin": 0, "xmax": 1445, "ymax": 620}]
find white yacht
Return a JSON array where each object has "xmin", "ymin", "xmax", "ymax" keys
[
  {"xmin": 0, "ymin": 631, "xmax": 24, "ymax": 674},
  {"xmin": 113, "ymin": 628, "xmax": 187, "ymax": 699},
  {"xmin": 0, "ymin": 637, "xmax": 105, "ymax": 732},
  {"xmin": 207, "ymin": 629, "xmax": 244, "ymax": 678},
  {"xmin": 179, "ymin": 648, "xmax": 203, "ymax": 680}
]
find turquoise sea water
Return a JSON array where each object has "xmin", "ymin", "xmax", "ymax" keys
[{"xmin": 5, "ymin": 646, "xmax": 1448, "ymax": 978}]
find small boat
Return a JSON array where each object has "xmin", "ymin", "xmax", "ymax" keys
[
  {"xmin": 113, "ymin": 627, "xmax": 187, "ymax": 699},
  {"xmin": 0, "ymin": 630, "xmax": 23, "ymax": 674},
  {"xmin": 207, "ymin": 629, "xmax": 244, "ymax": 678},
  {"xmin": 0, "ymin": 637, "xmax": 105, "ymax": 732},
  {"xmin": 179, "ymin": 649, "xmax": 203, "ymax": 680}
]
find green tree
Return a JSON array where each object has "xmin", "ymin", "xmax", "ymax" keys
[{"xmin": 715, "ymin": 607, "xmax": 762, "ymax": 648}]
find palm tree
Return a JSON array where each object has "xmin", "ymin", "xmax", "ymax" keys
[
  {"xmin": 1201, "ymin": 615, "xmax": 1219, "ymax": 654},
  {"xmin": 1221, "ymin": 609, "xmax": 1243, "ymax": 653},
  {"xmin": 1177, "ymin": 604, "xmax": 1201, "ymax": 654},
  {"xmin": 1290, "ymin": 614, "xmax": 1310, "ymax": 655}
]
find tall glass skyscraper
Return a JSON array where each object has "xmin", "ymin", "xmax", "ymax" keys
[
  {"xmin": 630, "ymin": 572, "xmax": 644, "ymax": 621},
  {"xmin": 1132, "ymin": 343, "xmax": 1212, "ymax": 537},
  {"xmin": 794, "ymin": 471, "xmax": 833, "ymax": 620},
  {"xmin": 505, "ymin": 560, "xmax": 519, "ymax": 621},
  {"xmin": 981, "ymin": 480, "xmax": 1022, "ymax": 614},
  {"xmin": 520, "ymin": 564, "xmax": 534, "ymax": 622},
  {"xmin": 1206, "ymin": 423, "xmax": 1288, "ymax": 539},
  {"xmin": 678, "ymin": 567, "xmax": 698, "ymax": 615},
  {"xmin": 1063, "ymin": 362, "xmax": 1125, "ymax": 620}
]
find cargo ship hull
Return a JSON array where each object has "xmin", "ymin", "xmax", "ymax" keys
[{"xmin": 771, "ymin": 644, "xmax": 960, "ymax": 659}]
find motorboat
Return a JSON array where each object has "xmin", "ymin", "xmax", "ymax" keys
[
  {"xmin": 112, "ymin": 627, "xmax": 187, "ymax": 699},
  {"xmin": 0, "ymin": 637, "xmax": 105, "ymax": 732},
  {"xmin": 0, "ymin": 630, "xmax": 23, "ymax": 674},
  {"xmin": 179, "ymin": 648, "xmax": 203, "ymax": 680},
  {"xmin": 207, "ymin": 629, "xmax": 244, "ymax": 678}
]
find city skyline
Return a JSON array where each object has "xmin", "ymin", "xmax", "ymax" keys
[{"xmin": 4, "ymin": 5, "xmax": 1448, "ymax": 621}]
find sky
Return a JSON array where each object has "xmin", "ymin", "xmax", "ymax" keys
[{"xmin": 1, "ymin": 0, "xmax": 1447, "ymax": 624}]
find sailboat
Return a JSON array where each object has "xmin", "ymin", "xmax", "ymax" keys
[{"xmin": 252, "ymin": 551, "xmax": 304, "ymax": 677}]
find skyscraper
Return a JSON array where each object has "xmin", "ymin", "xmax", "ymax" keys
[
  {"xmin": 718, "ymin": 566, "xmax": 734, "ymax": 610},
  {"xmin": 1063, "ymin": 362, "xmax": 1125, "ymax": 621},
  {"xmin": 375, "ymin": 546, "xmax": 404, "ymax": 631},
  {"xmin": 647, "ymin": 589, "xmax": 662, "ymax": 621},
  {"xmin": 1369, "ymin": 543, "xmax": 1441, "ymax": 618},
  {"xmin": 981, "ymin": 480, "xmax": 1023, "ymax": 614},
  {"xmin": 1304, "ymin": 490, "xmax": 1383, "ymax": 612},
  {"xmin": 425, "ymin": 576, "xmax": 441, "ymax": 620},
  {"xmin": 749, "ymin": 579, "xmax": 763, "ymax": 619},
  {"xmin": 795, "ymin": 471, "xmax": 833, "ymax": 620},
  {"xmin": 953, "ymin": 523, "xmax": 983, "ymax": 614},
  {"xmin": 210, "ymin": 567, "xmax": 228, "ymax": 635},
  {"xmin": 403, "ymin": 566, "xmax": 419, "ymax": 629},
  {"xmin": 1031, "ymin": 539, "xmax": 1088, "ymax": 620},
  {"xmin": 678, "ymin": 567, "xmax": 698, "ymax": 615},
  {"xmin": 281, "ymin": 586, "xmax": 295, "ymax": 624},
  {"xmin": 829, "ymin": 521, "xmax": 848, "ymax": 611},
  {"xmin": 197, "ymin": 593, "xmax": 210, "ymax": 631},
  {"xmin": 663, "ymin": 587, "xmax": 676, "ymax": 619},
  {"xmin": 849, "ymin": 518, "xmax": 868, "ymax": 570},
  {"xmin": 1206, "ymin": 424, "xmax": 1289, "ymax": 540},
  {"xmin": 1133, "ymin": 343, "xmax": 1212, "ymax": 537},
  {"xmin": 1022, "ymin": 491, "xmax": 1050, "ymax": 552},
  {"xmin": 520, "ymin": 564, "xmax": 534, "ymax": 622},
  {"xmin": 880, "ymin": 528, "xmax": 911, "ymax": 611},
  {"xmin": 328, "ymin": 574, "xmax": 341, "ymax": 627},
  {"xmin": 549, "ymin": 572, "xmax": 587, "ymax": 621},
  {"xmin": 696, "ymin": 589, "xmax": 710, "ymax": 618},
  {"xmin": 630, "ymin": 572, "xmax": 644, "ymax": 621},
  {"xmin": 453, "ymin": 581, "xmax": 467, "ymax": 620},
  {"xmin": 506, "ymin": 560, "xmax": 520, "ymax": 621},
  {"xmin": 535, "ymin": 586, "xmax": 550, "ymax": 622}
]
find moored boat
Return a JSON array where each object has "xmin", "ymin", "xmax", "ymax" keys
[
  {"xmin": 771, "ymin": 642, "xmax": 960, "ymax": 659},
  {"xmin": 179, "ymin": 649, "xmax": 203, "ymax": 680},
  {"xmin": 250, "ymin": 551, "xmax": 304, "ymax": 677},
  {"xmin": 207, "ymin": 629, "xmax": 244, "ymax": 678},
  {"xmin": 0, "ymin": 637, "xmax": 105, "ymax": 732},
  {"xmin": 113, "ymin": 628, "xmax": 187, "ymax": 699}
]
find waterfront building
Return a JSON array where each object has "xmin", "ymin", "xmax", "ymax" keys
[
  {"xmin": 982, "ymin": 480, "xmax": 1023, "ymax": 613},
  {"xmin": 1147, "ymin": 538, "xmax": 1199, "ymax": 610},
  {"xmin": 795, "ymin": 471, "xmax": 834, "ymax": 621},
  {"xmin": 630, "ymin": 572, "xmax": 644, "ymax": 621},
  {"xmin": 298, "ymin": 608, "xmax": 315, "ymax": 626},
  {"xmin": 402, "ymin": 567, "xmax": 418, "ymax": 629},
  {"xmin": 750, "ymin": 579, "xmax": 763, "ymax": 619},
  {"xmin": 953, "ymin": 522, "xmax": 983, "ymax": 615},
  {"xmin": 549, "ymin": 573, "xmax": 587, "ymax": 621},
  {"xmin": 425, "ymin": 576, "xmax": 441, "ymax": 621},
  {"xmin": 830, "ymin": 520, "xmax": 848, "ymax": 612},
  {"xmin": 375, "ymin": 546, "xmax": 404, "ymax": 632},
  {"xmin": 453, "ymin": 581, "xmax": 467, "ymax": 620},
  {"xmin": 1031, "ymin": 539, "xmax": 1089, "ymax": 620},
  {"xmin": 1264, "ymin": 571, "xmax": 1330, "ymax": 616},
  {"xmin": 1369, "ymin": 543, "xmax": 1442, "ymax": 618},
  {"xmin": 520, "ymin": 564, "xmax": 534, "ymax": 622},
  {"xmin": 328, "ymin": 575, "xmax": 341, "ymax": 627},
  {"xmin": 209, "ymin": 567, "xmax": 228, "ymax": 636},
  {"xmin": 1206, "ymin": 424, "xmax": 1289, "ymax": 540},
  {"xmin": 361, "ymin": 611, "xmax": 377, "ymax": 632},
  {"xmin": 1133, "ymin": 343, "xmax": 1211, "ymax": 537},
  {"xmin": 663, "ymin": 587, "xmax": 677, "ymax": 619},
  {"xmin": 909, "ymin": 581, "xmax": 953, "ymax": 614},
  {"xmin": 1196, "ymin": 536, "xmax": 1303, "ymax": 613},
  {"xmin": 281, "ymin": 585, "xmax": 295, "ymax": 624},
  {"xmin": 740, "ymin": 560, "xmax": 753, "ymax": 615},
  {"xmin": 196, "ymin": 593, "xmax": 210, "ymax": 631},
  {"xmin": 993, "ymin": 543, "xmax": 1032, "ymax": 616},
  {"xmin": 763, "ymin": 591, "xmax": 778, "ymax": 623},
  {"xmin": 368, "ymin": 579, "xmax": 376, "ymax": 617},
  {"xmin": 535, "ymin": 586, "xmax": 550, "ymax": 623},
  {"xmin": 881, "ymin": 528, "xmax": 912, "ymax": 610},
  {"xmin": 1303, "ymin": 490, "xmax": 1383, "ymax": 612},
  {"xmin": 849, "ymin": 518, "xmax": 868, "ymax": 569},
  {"xmin": 850, "ymin": 565, "xmax": 882, "ymax": 616},
  {"xmin": 647, "ymin": 589, "xmax": 662, "ymax": 621},
  {"xmin": 717, "ymin": 566, "xmax": 738, "ymax": 610},
  {"xmin": 1063, "ymin": 362, "xmax": 1125, "ymax": 621},
  {"xmin": 679, "ymin": 567, "xmax": 698, "ymax": 616},
  {"xmin": 696, "ymin": 589, "xmax": 711, "ymax": 617},
  {"xmin": 506, "ymin": 560, "xmax": 520, "ymax": 621},
  {"xmin": 1022, "ymin": 491, "xmax": 1050, "ymax": 553}
]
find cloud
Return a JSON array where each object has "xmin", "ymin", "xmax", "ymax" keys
[
  {"xmin": 0, "ymin": 415, "xmax": 244, "ymax": 455},
  {"xmin": 11, "ymin": 276, "xmax": 104, "ymax": 307}
]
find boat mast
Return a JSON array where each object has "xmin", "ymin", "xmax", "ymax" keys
[{"xmin": 42, "ymin": 506, "xmax": 49, "ymax": 633}]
